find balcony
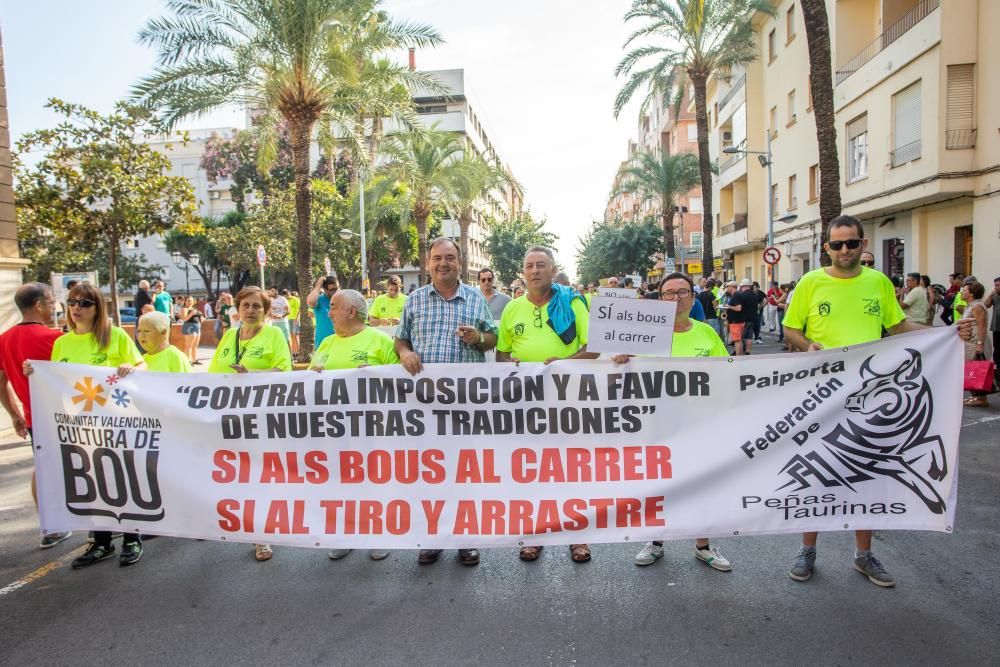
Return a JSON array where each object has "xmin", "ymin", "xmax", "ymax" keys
[
  {"xmin": 719, "ymin": 150, "xmax": 745, "ymax": 176},
  {"xmin": 946, "ymin": 129, "xmax": 977, "ymax": 150},
  {"xmin": 836, "ymin": 0, "xmax": 939, "ymax": 85},
  {"xmin": 890, "ymin": 140, "xmax": 921, "ymax": 167},
  {"xmin": 719, "ymin": 214, "xmax": 748, "ymax": 237},
  {"xmin": 718, "ymin": 74, "xmax": 746, "ymax": 111}
]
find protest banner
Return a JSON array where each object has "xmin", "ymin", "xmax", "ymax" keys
[
  {"xmin": 587, "ymin": 297, "xmax": 677, "ymax": 356},
  {"xmin": 597, "ymin": 287, "xmax": 637, "ymax": 299},
  {"xmin": 30, "ymin": 328, "xmax": 962, "ymax": 549}
]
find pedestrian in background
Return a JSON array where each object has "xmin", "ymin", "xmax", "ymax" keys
[
  {"xmin": 478, "ymin": 268, "xmax": 511, "ymax": 321},
  {"xmin": 988, "ymin": 277, "xmax": 1000, "ymax": 368},
  {"xmin": 180, "ymin": 295, "xmax": 202, "ymax": 364},
  {"xmin": 152, "ymin": 280, "xmax": 173, "ymax": 317},
  {"xmin": 900, "ymin": 272, "xmax": 930, "ymax": 325},
  {"xmin": 961, "ymin": 281, "xmax": 992, "ymax": 408},
  {"xmin": 306, "ymin": 276, "xmax": 339, "ymax": 349}
]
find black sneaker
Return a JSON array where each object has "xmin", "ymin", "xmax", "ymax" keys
[
  {"xmin": 39, "ymin": 531, "xmax": 72, "ymax": 549},
  {"xmin": 119, "ymin": 541, "xmax": 143, "ymax": 567},
  {"xmin": 72, "ymin": 543, "xmax": 115, "ymax": 569}
]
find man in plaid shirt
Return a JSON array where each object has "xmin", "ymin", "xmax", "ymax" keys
[{"xmin": 395, "ymin": 237, "xmax": 498, "ymax": 566}]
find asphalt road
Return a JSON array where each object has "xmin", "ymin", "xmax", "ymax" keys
[{"xmin": 1, "ymin": 335, "xmax": 998, "ymax": 666}]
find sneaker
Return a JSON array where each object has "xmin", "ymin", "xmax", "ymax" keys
[
  {"xmin": 634, "ymin": 541, "xmax": 663, "ymax": 566},
  {"xmin": 788, "ymin": 547, "xmax": 817, "ymax": 581},
  {"xmin": 119, "ymin": 541, "xmax": 143, "ymax": 567},
  {"xmin": 695, "ymin": 545, "xmax": 732, "ymax": 571},
  {"xmin": 328, "ymin": 549, "xmax": 352, "ymax": 560},
  {"xmin": 39, "ymin": 531, "xmax": 72, "ymax": 549},
  {"xmin": 72, "ymin": 543, "xmax": 115, "ymax": 569},
  {"xmin": 853, "ymin": 552, "xmax": 896, "ymax": 588},
  {"xmin": 368, "ymin": 550, "xmax": 390, "ymax": 560}
]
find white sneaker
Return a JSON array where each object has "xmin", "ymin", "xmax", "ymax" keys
[
  {"xmin": 328, "ymin": 549, "xmax": 352, "ymax": 560},
  {"xmin": 368, "ymin": 550, "xmax": 390, "ymax": 560},
  {"xmin": 635, "ymin": 541, "xmax": 664, "ymax": 566},
  {"xmin": 695, "ymin": 545, "xmax": 732, "ymax": 571}
]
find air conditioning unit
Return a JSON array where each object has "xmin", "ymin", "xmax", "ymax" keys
[{"xmin": 722, "ymin": 131, "xmax": 733, "ymax": 142}]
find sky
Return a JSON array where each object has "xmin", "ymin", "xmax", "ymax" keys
[{"xmin": 2, "ymin": 0, "xmax": 642, "ymax": 277}]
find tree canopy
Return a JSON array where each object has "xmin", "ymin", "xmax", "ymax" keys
[
  {"xmin": 576, "ymin": 219, "xmax": 665, "ymax": 285},
  {"xmin": 483, "ymin": 211, "xmax": 557, "ymax": 286}
]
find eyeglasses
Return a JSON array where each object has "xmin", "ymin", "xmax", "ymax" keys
[
  {"xmin": 828, "ymin": 239, "xmax": 863, "ymax": 251},
  {"xmin": 860, "ymin": 260, "xmax": 875, "ymax": 267},
  {"xmin": 479, "ymin": 277, "xmax": 494, "ymax": 283},
  {"xmin": 67, "ymin": 299, "xmax": 97, "ymax": 308},
  {"xmin": 660, "ymin": 289, "xmax": 692, "ymax": 300},
  {"xmin": 533, "ymin": 306, "xmax": 543, "ymax": 328}
]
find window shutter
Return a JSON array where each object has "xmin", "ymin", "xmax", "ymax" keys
[
  {"xmin": 947, "ymin": 64, "xmax": 975, "ymax": 131},
  {"xmin": 893, "ymin": 81, "xmax": 921, "ymax": 151},
  {"xmin": 847, "ymin": 115, "xmax": 867, "ymax": 139}
]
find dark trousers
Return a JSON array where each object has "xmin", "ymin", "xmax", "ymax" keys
[
  {"xmin": 93, "ymin": 531, "xmax": 140, "ymax": 548},
  {"xmin": 777, "ymin": 308, "xmax": 786, "ymax": 341},
  {"xmin": 752, "ymin": 312, "xmax": 762, "ymax": 339},
  {"xmin": 994, "ymin": 331, "xmax": 1000, "ymax": 368}
]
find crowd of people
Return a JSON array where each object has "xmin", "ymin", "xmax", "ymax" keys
[{"xmin": 0, "ymin": 215, "xmax": 987, "ymax": 586}]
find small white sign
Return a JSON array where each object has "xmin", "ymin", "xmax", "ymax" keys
[
  {"xmin": 51, "ymin": 271, "xmax": 99, "ymax": 303},
  {"xmin": 587, "ymin": 296, "xmax": 677, "ymax": 356},
  {"xmin": 597, "ymin": 287, "xmax": 638, "ymax": 299}
]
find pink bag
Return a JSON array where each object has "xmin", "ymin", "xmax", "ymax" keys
[{"xmin": 964, "ymin": 355, "xmax": 996, "ymax": 393}]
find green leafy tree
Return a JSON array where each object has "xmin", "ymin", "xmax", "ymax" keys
[
  {"xmin": 163, "ymin": 218, "xmax": 229, "ymax": 298},
  {"xmin": 133, "ymin": 0, "xmax": 441, "ymax": 355},
  {"xmin": 200, "ymin": 129, "xmax": 294, "ymax": 212},
  {"xmin": 15, "ymin": 99, "xmax": 197, "ymax": 323},
  {"xmin": 379, "ymin": 125, "xmax": 467, "ymax": 284},
  {"xmin": 615, "ymin": 150, "xmax": 701, "ymax": 259},
  {"xmin": 615, "ymin": 0, "xmax": 772, "ymax": 276},
  {"xmin": 483, "ymin": 211, "xmax": 557, "ymax": 286},
  {"xmin": 575, "ymin": 219, "xmax": 665, "ymax": 285}
]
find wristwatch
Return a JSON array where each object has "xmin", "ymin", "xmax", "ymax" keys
[{"xmin": 478, "ymin": 331, "xmax": 485, "ymax": 345}]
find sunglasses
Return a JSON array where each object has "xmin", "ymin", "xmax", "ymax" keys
[
  {"xmin": 827, "ymin": 239, "xmax": 863, "ymax": 251},
  {"xmin": 479, "ymin": 277, "xmax": 494, "ymax": 283},
  {"xmin": 860, "ymin": 260, "xmax": 875, "ymax": 267},
  {"xmin": 67, "ymin": 298, "xmax": 97, "ymax": 308}
]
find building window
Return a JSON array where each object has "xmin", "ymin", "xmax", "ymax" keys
[
  {"xmin": 946, "ymin": 64, "xmax": 976, "ymax": 149},
  {"xmin": 690, "ymin": 232, "xmax": 703, "ymax": 247},
  {"xmin": 787, "ymin": 90, "xmax": 796, "ymax": 125},
  {"xmin": 768, "ymin": 29, "xmax": 777, "ymax": 63},
  {"xmin": 788, "ymin": 174, "xmax": 797, "ymax": 210},
  {"xmin": 689, "ymin": 196, "xmax": 704, "ymax": 214},
  {"xmin": 769, "ymin": 106, "xmax": 778, "ymax": 138},
  {"xmin": 771, "ymin": 183, "xmax": 779, "ymax": 213},
  {"xmin": 786, "ymin": 5, "xmax": 796, "ymax": 43},
  {"xmin": 847, "ymin": 114, "xmax": 868, "ymax": 183},
  {"xmin": 808, "ymin": 164, "xmax": 820, "ymax": 202},
  {"xmin": 891, "ymin": 81, "xmax": 922, "ymax": 167},
  {"xmin": 124, "ymin": 237, "xmax": 140, "ymax": 249},
  {"xmin": 687, "ymin": 123, "xmax": 697, "ymax": 142}
]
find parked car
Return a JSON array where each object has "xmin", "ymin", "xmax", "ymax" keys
[{"xmin": 118, "ymin": 307, "xmax": 137, "ymax": 324}]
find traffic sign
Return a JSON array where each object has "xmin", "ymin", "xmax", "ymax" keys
[
  {"xmin": 257, "ymin": 244, "xmax": 267, "ymax": 267},
  {"xmin": 763, "ymin": 246, "xmax": 781, "ymax": 265},
  {"xmin": 664, "ymin": 259, "xmax": 676, "ymax": 272}
]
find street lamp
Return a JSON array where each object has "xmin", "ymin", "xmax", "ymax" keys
[
  {"xmin": 340, "ymin": 170, "xmax": 369, "ymax": 289},
  {"xmin": 170, "ymin": 251, "xmax": 199, "ymax": 295},
  {"xmin": 723, "ymin": 133, "xmax": 797, "ymax": 281}
]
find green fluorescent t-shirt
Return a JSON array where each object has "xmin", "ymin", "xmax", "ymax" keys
[
  {"xmin": 143, "ymin": 345, "xmax": 192, "ymax": 373},
  {"xmin": 209, "ymin": 325, "xmax": 292, "ymax": 373},
  {"xmin": 497, "ymin": 296, "xmax": 589, "ymax": 362},
  {"xmin": 369, "ymin": 294, "xmax": 406, "ymax": 321},
  {"xmin": 952, "ymin": 293, "xmax": 966, "ymax": 323},
  {"xmin": 671, "ymin": 320, "xmax": 728, "ymax": 358},
  {"xmin": 287, "ymin": 296, "xmax": 300, "ymax": 320},
  {"xmin": 782, "ymin": 267, "xmax": 904, "ymax": 348},
  {"xmin": 312, "ymin": 327, "xmax": 399, "ymax": 369},
  {"xmin": 51, "ymin": 327, "xmax": 143, "ymax": 367}
]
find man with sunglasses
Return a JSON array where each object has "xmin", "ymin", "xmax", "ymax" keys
[
  {"xmin": 859, "ymin": 251, "xmax": 876, "ymax": 268},
  {"xmin": 306, "ymin": 275, "xmax": 340, "ymax": 348},
  {"xmin": 496, "ymin": 246, "xmax": 598, "ymax": 565},
  {"xmin": 783, "ymin": 215, "xmax": 972, "ymax": 588},
  {"xmin": 478, "ymin": 268, "xmax": 510, "ymax": 321}
]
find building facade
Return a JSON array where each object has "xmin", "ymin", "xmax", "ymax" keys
[{"xmin": 706, "ymin": 0, "xmax": 999, "ymax": 285}]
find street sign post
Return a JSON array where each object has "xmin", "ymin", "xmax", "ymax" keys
[
  {"xmin": 257, "ymin": 244, "xmax": 266, "ymax": 288},
  {"xmin": 763, "ymin": 246, "xmax": 781, "ymax": 265}
]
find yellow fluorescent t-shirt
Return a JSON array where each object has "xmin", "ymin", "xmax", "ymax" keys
[
  {"xmin": 143, "ymin": 345, "xmax": 193, "ymax": 373},
  {"xmin": 312, "ymin": 327, "xmax": 399, "ymax": 369},
  {"xmin": 51, "ymin": 327, "xmax": 142, "ymax": 367},
  {"xmin": 209, "ymin": 325, "xmax": 292, "ymax": 373},
  {"xmin": 496, "ymin": 296, "xmax": 589, "ymax": 362}
]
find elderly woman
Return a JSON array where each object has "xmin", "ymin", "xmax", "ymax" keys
[
  {"xmin": 24, "ymin": 283, "xmax": 145, "ymax": 569},
  {"xmin": 208, "ymin": 287, "xmax": 292, "ymax": 562},
  {"xmin": 310, "ymin": 289, "xmax": 398, "ymax": 562},
  {"xmin": 961, "ymin": 281, "xmax": 993, "ymax": 407},
  {"xmin": 137, "ymin": 311, "xmax": 192, "ymax": 373}
]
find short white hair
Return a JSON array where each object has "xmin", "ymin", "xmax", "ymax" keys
[
  {"xmin": 337, "ymin": 289, "xmax": 368, "ymax": 321},
  {"xmin": 139, "ymin": 310, "xmax": 171, "ymax": 334}
]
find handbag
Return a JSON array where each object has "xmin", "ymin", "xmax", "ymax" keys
[{"xmin": 964, "ymin": 352, "xmax": 997, "ymax": 393}]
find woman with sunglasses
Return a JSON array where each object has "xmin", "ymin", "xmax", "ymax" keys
[
  {"xmin": 24, "ymin": 283, "xmax": 145, "ymax": 568},
  {"xmin": 208, "ymin": 286, "xmax": 292, "ymax": 562}
]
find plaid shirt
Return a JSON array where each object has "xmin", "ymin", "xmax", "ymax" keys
[{"xmin": 395, "ymin": 282, "xmax": 498, "ymax": 364}]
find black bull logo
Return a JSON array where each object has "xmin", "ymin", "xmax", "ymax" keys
[{"xmin": 778, "ymin": 349, "xmax": 949, "ymax": 514}]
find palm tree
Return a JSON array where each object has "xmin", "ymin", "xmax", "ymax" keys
[
  {"xmin": 131, "ymin": 0, "xmax": 441, "ymax": 356},
  {"xmin": 615, "ymin": 150, "xmax": 701, "ymax": 262},
  {"xmin": 615, "ymin": 0, "xmax": 772, "ymax": 277},
  {"xmin": 379, "ymin": 125, "xmax": 466, "ymax": 285},
  {"xmin": 800, "ymin": 0, "xmax": 840, "ymax": 264},
  {"xmin": 446, "ymin": 152, "xmax": 517, "ymax": 280}
]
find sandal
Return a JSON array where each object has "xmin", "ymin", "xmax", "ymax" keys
[
  {"xmin": 570, "ymin": 544, "xmax": 591, "ymax": 563},
  {"xmin": 519, "ymin": 546, "xmax": 542, "ymax": 561},
  {"xmin": 254, "ymin": 543, "xmax": 273, "ymax": 561},
  {"xmin": 964, "ymin": 396, "xmax": 989, "ymax": 407}
]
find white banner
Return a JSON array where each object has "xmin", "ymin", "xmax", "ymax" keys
[{"xmin": 31, "ymin": 328, "xmax": 962, "ymax": 549}]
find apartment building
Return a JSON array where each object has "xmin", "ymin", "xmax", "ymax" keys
[
  {"xmin": 606, "ymin": 87, "xmax": 706, "ymax": 279},
  {"xmin": 708, "ymin": 0, "xmax": 999, "ymax": 285}
]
